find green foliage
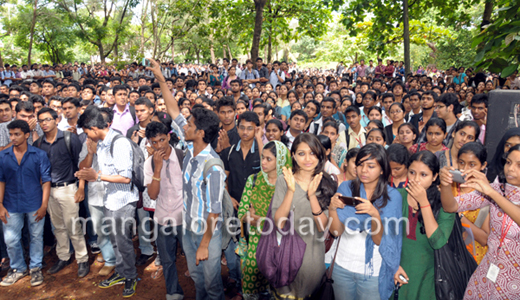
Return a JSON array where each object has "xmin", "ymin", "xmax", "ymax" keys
[
  {"xmin": 473, "ymin": 0, "xmax": 520, "ymax": 76},
  {"xmin": 436, "ymin": 28, "xmax": 477, "ymax": 70}
]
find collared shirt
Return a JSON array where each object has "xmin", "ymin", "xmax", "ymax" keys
[
  {"xmin": 111, "ymin": 104, "xmax": 137, "ymax": 136},
  {"xmin": 97, "ymin": 128, "xmax": 138, "ymax": 211},
  {"xmin": 72, "ymin": 71, "xmax": 81, "ymax": 81},
  {"xmin": 221, "ymin": 140, "xmax": 261, "ymax": 201},
  {"xmin": 35, "ymin": 130, "xmax": 82, "ymax": 184},
  {"xmin": 78, "ymin": 141, "xmax": 104, "ymax": 207},
  {"xmin": 0, "ymin": 145, "xmax": 51, "ymax": 213},
  {"xmin": 256, "ymin": 66, "xmax": 269, "ymax": 79},
  {"xmin": 347, "ymin": 126, "xmax": 366, "ymax": 150},
  {"xmin": 144, "ymin": 146, "xmax": 183, "ymax": 226},
  {"xmin": 269, "ymin": 70, "xmax": 285, "ymax": 88},
  {"xmin": 286, "ymin": 129, "xmax": 298, "ymax": 149},
  {"xmin": 359, "ymin": 108, "xmax": 370, "ymax": 128},
  {"xmin": 57, "ymin": 116, "xmax": 84, "ymax": 135},
  {"xmin": 357, "ymin": 65, "xmax": 367, "ymax": 77},
  {"xmin": 1, "ymin": 71, "xmax": 15, "ymax": 86},
  {"xmin": 183, "ymin": 143, "xmax": 226, "ymax": 233},
  {"xmin": 42, "ymin": 70, "xmax": 55, "ymax": 79}
]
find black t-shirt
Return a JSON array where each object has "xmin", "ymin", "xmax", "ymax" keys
[
  {"xmin": 220, "ymin": 140, "xmax": 261, "ymax": 202},
  {"xmin": 210, "ymin": 125, "xmax": 240, "ymax": 152}
]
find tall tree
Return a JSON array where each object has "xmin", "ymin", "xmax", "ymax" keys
[{"xmin": 55, "ymin": 0, "xmax": 138, "ymax": 63}]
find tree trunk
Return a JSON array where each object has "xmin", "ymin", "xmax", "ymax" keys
[
  {"xmin": 0, "ymin": 51, "xmax": 3, "ymax": 67},
  {"xmin": 268, "ymin": 27, "xmax": 272, "ymax": 62},
  {"xmin": 403, "ymin": 0, "xmax": 411, "ymax": 80},
  {"xmin": 209, "ymin": 33, "xmax": 216, "ymax": 64},
  {"xmin": 27, "ymin": 0, "xmax": 38, "ymax": 66},
  {"xmin": 171, "ymin": 38, "xmax": 175, "ymax": 61},
  {"xmin": 481, "ymin": 0, "xmax": 493, "ymax": 30},
  {"xmin": 227, "ymin": 44, "xmax": 233, "ymax": 61},
  {"xmin": 264, "ymin": 44, "xmax": 267, "ymax": 60},
  {"xmin": 250, "ymin": 0, "xmax": 267, "ymax": 63},
  {"xmin": 99, "ymin": 42, "xmax": 106, "ymax": 64},
  {"xmin": 223, "ymin": 44, "xmax": 227, "ymax": 59},
  {"xmin": 140, "ymin": 0, "xmax": 149, "ymax": 57}
]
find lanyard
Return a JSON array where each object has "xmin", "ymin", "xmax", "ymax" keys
[
  {"xmin": 448, "ymin": 149, "xmax": 453, "ymax": 167},
  {"xmin": 354, "ymin": 135, "xmax": 363, "ymax": 147},
  {"xmin": 498, "ymin": 214, "xmax": 514, "ymax": 250},
  {"xmin": 390, "ymin": 177, "xmax": 408, "ymax": 188}
]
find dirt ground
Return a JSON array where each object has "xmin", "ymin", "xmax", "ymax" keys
[{"xmin": 0, "ymin": 241, "xmax": 236, "ymax": 300}]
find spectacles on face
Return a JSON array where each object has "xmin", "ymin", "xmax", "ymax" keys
[
  {"xmin": 434, "ymin": 105, "xmax": 446, "ymax": 110},
  {"xmin": 389, "ymin": 110, "xmax": 403, "ymax": 115},
  {"xmin": 238, "ymin": 126, "xmax": 255, "ymax": 131},
  {"xmin": 38, "ymin": 117, "xmax": 54, "ymax": 123}
]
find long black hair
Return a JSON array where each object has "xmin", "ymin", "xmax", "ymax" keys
[
  {"xmin": 487, "ymin": 128, "xmax": 520, "ymax": 182},
  {"xmin": 265, "ymin": 119, "xmax": 290, "ymax": 147},
  {"xmin": 349, "ymin": 143, "xmax": 391, "ymax": 208},
  {"xmin": 407, "ymin": 150, "xmax": 442, "ymax": 234},
  {"xmin": 498, "ymin": 144, "xmax": 520, "ymax": 195},
  {"xmin": 291, "ymin": 133, "xmax": 337, "ymax": 209}
]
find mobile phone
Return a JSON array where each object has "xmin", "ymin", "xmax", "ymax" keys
[
  {"xmin": 142, "ymin": 58, "xmax": 150, "ymax": 67},
  {"xmin": 449, "ymin": 170, "xmax": 466, "ymax": 184},
  {"xmin": 399, "ymin": 275, "xmax": 408, "ymax": 283},
  {"xmin": 338, "ymin": 195, "xmax": 361, "ymax": 207}
]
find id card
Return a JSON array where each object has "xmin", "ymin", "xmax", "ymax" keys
[{"xmin": 486, "ymin": 263, "xmax": 500, "ymax": 283}]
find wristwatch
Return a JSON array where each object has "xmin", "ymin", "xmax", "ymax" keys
[{"xmin": 97, "ymin": 174, "xmax": 102, "ymax": 182}]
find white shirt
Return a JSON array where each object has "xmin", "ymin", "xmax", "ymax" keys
[
  {"xmin": 336, "ymin": 230, "xmax": 382, "ymax": 275},
  {"xmin": 57, "ymin": 116, "xmax": 84, "ymax": 135}
]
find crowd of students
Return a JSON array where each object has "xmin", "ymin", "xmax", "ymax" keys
[{"xmin": 0, "ymin": 56, "xmax": 519, "ymax": 300}]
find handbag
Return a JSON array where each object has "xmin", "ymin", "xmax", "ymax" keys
[
  {"xmin": 312, "ymin": 235, "xmax": 342, "ymax": 300},
  {"xmin": 256, "ymin": 200, "xmax": 306, "ymax": 289},
  {"xmin": 434, "ymin": 216, "xmax": 478, "ymax": 300}
]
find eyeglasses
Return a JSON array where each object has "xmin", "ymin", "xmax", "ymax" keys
[
  {"xmin": 238, "ymin": 126, "xmax": 255, "ymax": 131},
  {"xmin": 38, "ymin": 117, "xmax": 54, "ymax": 123},
  {"xmin": 389, "ymin": 110, "xmax": 403, "ymax": 115},
  {"xmin": 434, "ymin": 105, "xmax": 446, "ymax": 110}
]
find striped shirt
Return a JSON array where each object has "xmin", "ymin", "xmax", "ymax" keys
[
  {"xmin": 182, "ymin": 143, "xmax": 226, "ymax": 234},
  {"xmin": 97, "ymin": 128, "xmax": 138, "ymax": 211}
]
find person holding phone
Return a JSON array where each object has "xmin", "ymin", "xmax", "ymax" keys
[
  {"xmin": 329, "ymin": 143, "xmax": 402, "ymax": 300},
  {"xmin": 439, "ymin": 144, "xmax": 520, "ymax": 299},
  {"xmin": 393, "ymin": 151, "xmax": 456, "ymax": 300},
  {"xmin": 439, "ymin": 142, "xmax": 490, "ymax": 264}
]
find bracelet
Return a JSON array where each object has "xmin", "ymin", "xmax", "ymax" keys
[
  {"xmin": 420, "ymin": 204, "xmax": 431, "ymax": 209},
  {"xmin": 312, "ymin": 209, "xmax": 323, "ymax": 216},
  {"xmin": 152, "ymin": 177, "xmax": 161, "ymax": 182}
]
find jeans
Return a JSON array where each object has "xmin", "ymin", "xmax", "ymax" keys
[
  {"xmin": 80, "ymin": 186, "xmax": 98, "ymax": 246},
  {"xmin": 2, "ymin": 211, "xmax": 44, "ymax": 271},
  {"xmin": 331, "ymin": 263, "xmax": 381, "ymax": 300},
  {"xmin": 104, "ymin": 202, "xmax": 137, "ymax": 280},
  {"xmin": 89, "ymin": 205, "xmax": 116, "ymax": 266},
  {"xmin": 0, "ymin": 222, "xmax": 8, "ymax": 259},
  {"xmin": 183, "ymin": 229, "xmax": 224, "ymax": 300},
  {"xmin": 156, "ymin": 224, "xmax": 184, "ymax": 299},
  {"xmin": 223, "ymin": 238, "xmax": 241, "ymax": 282},
  {"xmin": 137, "ymin": 208, "xmax": 154, "ymax": 256}
]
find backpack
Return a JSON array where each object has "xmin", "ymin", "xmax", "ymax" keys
[
  {"xmin": 36, "ymin": 130, "xmax": 73, "ymax": 160},
  {"xmin": 110, "ymin": 135, "xmax": 146, "ymax": 192},
  {"xmin": 202, "ymin": 157, "xmax": 238, "ymax": 250}
]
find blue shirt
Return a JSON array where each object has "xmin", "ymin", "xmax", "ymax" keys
[
  {"xmin": 182, "ymin": 143, "xmax": 226, "ymax": 234},
  {"xmin": 0, "ymin": 145, "xmax": 51, "ymax": 213}
]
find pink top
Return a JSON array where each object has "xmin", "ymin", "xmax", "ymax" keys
[
  {"xmin": 455, "ymin": 182, "xmax": 520, "ymax": 299},
  {"xmin": 144, "ymin": 146, "xmax": 184, "ymax": 226}
]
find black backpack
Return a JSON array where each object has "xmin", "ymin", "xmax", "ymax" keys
[{"xmin": 110, "ymin": 135, "xmax": 146, "ymax": 192}]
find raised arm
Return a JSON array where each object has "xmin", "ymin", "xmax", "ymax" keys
[{"xmin": 146, "ymin": 58, "xmax": 179, "ymax": 120}]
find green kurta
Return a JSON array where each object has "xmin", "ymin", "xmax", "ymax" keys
[{"xmin": 397, "ymin": 189, "xmax": 455, "ymax": 300}]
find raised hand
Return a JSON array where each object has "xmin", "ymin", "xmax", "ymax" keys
[
  {"xmin": 308, "ymin": 172, "xmax": 323, "ymax": 198},
  {"xmin": 282, "ymin": 166, "xmax": 295, "ymax": 192}
]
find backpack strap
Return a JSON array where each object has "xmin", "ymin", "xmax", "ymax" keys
[
  {"xmin": 129, "ymin": 106, "xmax": 137, "ymax": 126},
  {"xmin": 110, "ymin": 135, "xmax": 123, "ymax": 156},
  {"xmin": 203, "ymin": 157, "xmax": 225, "ymax": 184},
  {"xmin": 63, "ymin": 131, "xmax": 72, "ymax": 159},
  {"xmin": 174, "ymin": 148, "xmax": 184, "ymax": 171},
  {"xmin": 35, "ymin": 136, "xmax": 44, "ymax": 148}
]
